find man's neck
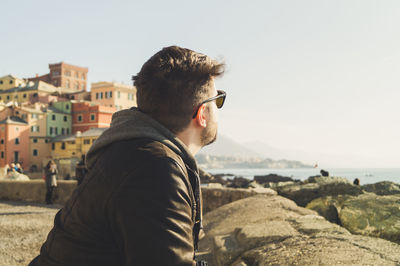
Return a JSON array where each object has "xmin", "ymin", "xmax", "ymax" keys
[{"xmin": 176, "ymin": 129, "xmax": 201, "ymax": 156}]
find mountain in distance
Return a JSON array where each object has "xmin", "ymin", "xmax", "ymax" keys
[
  {"xmin": 197, "ymin": 135, "xmax": 313, "ymax": 169},
  {"xmin": 199, "ymin": 135, "xmax": 260, "ymax": 158}
]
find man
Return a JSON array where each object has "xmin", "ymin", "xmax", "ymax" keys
[{"xmin": 31, "ymin": 46, "xmax": 226, "ymax": 265}]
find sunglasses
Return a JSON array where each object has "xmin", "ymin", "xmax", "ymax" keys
[{"xmin": 192, "ymin": 90, "xmax": 226, "ymax": 118}]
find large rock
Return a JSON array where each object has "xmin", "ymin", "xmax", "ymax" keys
[
  {"xmin": 254, "ymin": 174, "xmax": 294, "ymax": 184},
  {"xmin": 198, "ymin": 195, "xmax": 400, "ymax": 265},
  {"xmin": 339, "ymin": 193, "xmax": 400, "ymax": 244},
  {"xmin": 277, "ymin": 179, "xmax": 363, "ymax": 207},
  {"xmin": 201, "ymin": 187, "xmax": 276, "ymax": 214},
  {"xmin": 361, "ymin": 181, "xmax": 400, "ymax": 195}
]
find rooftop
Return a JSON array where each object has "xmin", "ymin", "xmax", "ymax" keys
[{"xmin": 0, "ymin": 116, "xmax": 28, "ymax": 125}]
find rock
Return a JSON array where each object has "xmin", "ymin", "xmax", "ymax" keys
[
  {"xmin": 264, "ymin": 181, "xmax": 297, "ymax": 189},
  {"xmin": 199, "ymin": 168, "xmax": 227, "ymax": 185},
  {"xmin": 226, "ymin": 177, "xmax": 251, "ymax": 188},
  {"xmin": 304, "ymin": 175, "xmax": 349, "ymax": 184},
  {"xmin": 201, "ymin": 187, "xmax": 276, "ymax": 214},
  {"xmin": 277, "ymin": 181, "xmax": 363, "ymax": 207},
  {"xmin": 306, "ymin": 195, "xmax": 354, "ymax": 224},
  {"xmin": 339, "ymin": 193, "xmax": 400, "ymax": 244},
  {"xmin": 361, "ymin": 181, "xmax": 400, "ymax": 195},
  {"xmin": 254, "ymin": 174, "xmax": 294, "ymax": 184},
  {"xmin": 198, "ymin": 195, "xmax": 400, "ymax": 266}
]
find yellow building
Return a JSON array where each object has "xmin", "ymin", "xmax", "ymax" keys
[
  {"xmin": 0, "ymin": 81, "xmax": 61, "ymax": 104},
  {"xmin": 90, "ymin": 82, "xmax": 136, "ymax": 111},
  {"xmin": 50, "ymin": 128, "xmax": 107, "ymax": 159},
  {"xmin": 0, "ymin": 75, "xmax": 26, "ymax": 91}
]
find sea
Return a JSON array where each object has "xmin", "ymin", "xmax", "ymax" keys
[{"xmin": 205, "ymin": 168, "xmax": 400, "ymax": 185}]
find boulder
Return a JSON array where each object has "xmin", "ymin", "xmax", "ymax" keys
[
  {"xmin": 226, "ymin": 177, "xmax": 251, "ymax": 188},
  {"xmin": 201, "ymin": 187, "xmax": 276, "ymax": 214},
  {"xmin": 306, "ymin": 195, "xmax": 353, "ymax": 224},
  {"xmin": 254, "ymin": 174, "xmax": 294, "ymax": 184},
  {"xmin": 361, "ymin": 181, "xmax": 400, "ymax": 195},
  {"xmin": 339, "ymin": 193, "xmax": 400, "ymax": 244},
  {"xmin": 277, "ymin": 180, "xmax": 363, "ymax": 207},
  {"xmin": 199, "ymin": 168, "xmax": 227, "ymax": 185},
  {"xmin": 304, "ymin": 175, "xmax": 349, "ymax": 184},
  {"xmin": 198, "ymin": 195, "xmax": 400, "ymax": 266}
]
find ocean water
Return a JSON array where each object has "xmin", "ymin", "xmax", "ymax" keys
[{"xmin": 205, "ymin": 168, "xmax": 400, "ymax": 185}]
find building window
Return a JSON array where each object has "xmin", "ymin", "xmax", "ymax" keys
[
  {"xmin": 1, "ymin": 152, "xmax": 3, "ymax": 158},
  {"xmin": 109, "ymin": 91, "xmax": 112, "ymax": 98},
  {"xmin": 62, "ymin": 128, "xmax": 65, "ymax": 135},
  {"xmin": 0, "ymin": 96, "xmax": 2, "ymax": 100},
  {"xmin": 84, "ymin": 139, "xmax": 90, "ymax": 145},
  {"xmin": 52, "ymin": 114, "xmax": 56, "ymax": 121},
  {"xmin": 65, "ymin": 70, "xmax": 71, "ymax": 77},
  {"xmin": 50, "ymin": 127, "xmax": 53, "ymax": 135},
  {"xmin": 31, "ymin": 125, "xmax": 39, "ymax": 132},
  {"xmin": 100, "ymin": 92, "xmax": 103, "ymax": 99},
  {"xmin": 90, "ymin": 114, "xmax": 95, "ymax": 121},
  {"xmin": 15, "ymin": 127, "xmax": 19, "ymax": 132},
  {"xmin": 52, "ymin": 71, "xmax": 60, "ymax": 77},
  {"xmin": 66, "ymin": 104, "xmax": 69, "ymax": 110},
  {"xmin": 32, "ymin": 113, "xmax": 38, "ymax": 119},
  {"xmin": 75, "ymin": 83, "xmax": 79, "ymax": 89},
  {"xmin": 45, "ymin": 139, "xmax": 49, "ymax": 143},
  {"xmin": 6, "ymin": 95, "xmax": 10, "ymax": 100},
  {"xmin": 33, "ymin": 149, "xmax": 38, "ymax": 156},
  {"xmin": 92, "ymin": 138, "xmax": 96, "ymax": 143},
  {"xmin": 52, "ymin": 143, "xmax": 55, "ymax": 150},
  {"xmin": 9, "ymin": 80, "xmax": 13, "ymax": 84},
  {"xmin": 61, "ymin": 142, "xmax": 66, "ymax": 150},
  {"xmin": 75, "ymin": 72, "xmax": 79, "ymax": 78},
  {"xmin": 21, "ymin": 114, "xmax": 27, "ymax": 120},
  {"xmin": 96, "ymin": 92, "xmax": 99, "ymax": 99},
  {"xmin": 15, "ymin": 138, "xmax": 19, "ymax": 144},
  {"xmin": 23, "ymin": 94, "xmax": 27, "ymax": 98},
  {"xmin": 67, "ymin": 128, "xmax": 70, "ymax": 134},
  {"xmin": 78, "ymin": 115, "xmax": 83, "ymax": 122},
  {"xmin": 64, "ymin": 116, "xmax": 67, "ymax": 122},
  {"xmin": 33, "ymin": 138, "xmax": 38, "ymax": 143},
  {"xmin": 14, "ymin": 95, "xmax": 18, "ymax": 99},
  {"xmin": 0, "ymin": 80, "xmax": 3, "ymax": 84},
  {"xmin": 55, "ymin": 127, "xmax": 58, "ymax": 135},
  {"xmin": 0, "ymin": 139, "xmax": 3, "ymax": 144},
  {"xmin": 81, "ymin": 74, "xmax": 85, "ymax": 80}
]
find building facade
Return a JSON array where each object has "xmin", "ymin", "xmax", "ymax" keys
[
  {"xmin": 90, "ymin": 82, "xmax": 136, "ymax": 111},
  {"xmin": 71, "ymin": 101, "xmax": 114, "ymax": 134},
  {"xmin": 0, "ymin": 117, "xmax": 29, "ymax": 168},
  {"xmin": 0, "ymin": 75, "xmax": 26, "ymax": 91},
  {"xmin": 28, "ymin": 62, "xmax": 88, "ymax": 91}
]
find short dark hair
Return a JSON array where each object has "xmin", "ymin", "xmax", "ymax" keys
[{"xmin": 132, "ymin": 46, "xmax": 224, "ymax": 133}]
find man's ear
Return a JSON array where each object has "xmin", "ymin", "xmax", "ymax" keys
[{"xmin": 195, "ymin": 104, "xmax": 207, "ymax": 128}]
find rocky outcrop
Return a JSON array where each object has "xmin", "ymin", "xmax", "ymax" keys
[
  {"xmin": 276, "ymin": 177, "xmax": 363, "ymax": 207},
  {"xmin": 253, "ymin": 174, "xmax": 294, "ymax": 184},
  {"xmin": 201, "ymin": 187, "xmax": 276, "ymax": 214},
  {"xmin": 198, "ymin": 195, "xmax": 400, "ymax": 266},
  {"xmin": 361, "ymin": 181, "xmax": 400, "ymax": 195},
  {"xmin": 307, "ymin": 193, "xmax": 400, "ymax": 244}
]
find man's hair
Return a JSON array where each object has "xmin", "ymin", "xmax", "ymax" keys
[{"xmin": 132, "ymin": 46, "xmax": 224, "ymax": 133}]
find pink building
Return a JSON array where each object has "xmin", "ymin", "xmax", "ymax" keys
[
  {"xmin": 71, "ymin": 101, "xmax": 115, "ymax": 134},
  {"xmin": 0, "ymin": 116, "xmax": 30, "ymax": 168}
]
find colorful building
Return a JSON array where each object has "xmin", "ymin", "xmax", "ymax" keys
[
  {"xmin": 0, "ymin": 75, "xmax": 26, "ymax": 91},
  {"xmin": 90, "ymin": 82, "xmax": 136, "ymax": 111},
  {"xmin": 51, "ymin": 128, "xmax": 107, "ymax": 159},
  {"xmin": 28, "ymin": 62, "xmax": 88, "ymax": 91},
  {"xmin": 0, "ymin": 116, "xmax": 29, "ymax": 168},
  {"xmin": 0, "ymin": 81, "xmax": 61, "ymax": 105},
  {"xmin": 45, "ymin": 107, "xmax": 72, "ymax": 137},
  {"xmin": 71, "ymin": 101, "xmax": 114, "ymax": 134}
]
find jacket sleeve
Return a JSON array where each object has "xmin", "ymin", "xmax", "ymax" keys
[{"xmin": 107, "ymin": 157, "xmax": 196, "ymax": 266}]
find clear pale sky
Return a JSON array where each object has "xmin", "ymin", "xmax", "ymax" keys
[{"xmin": 1, "ymin": 0, "xmax": 399, "ymax": 167}]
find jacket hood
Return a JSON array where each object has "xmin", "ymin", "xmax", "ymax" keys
[{"xmin": 86, "ymin": 107, "xmax": 198, "ymax": 173}]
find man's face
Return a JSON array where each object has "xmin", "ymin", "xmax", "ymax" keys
[{"xmin": 200, "ymin": 83, "xmax": 219, "ymax": 147}]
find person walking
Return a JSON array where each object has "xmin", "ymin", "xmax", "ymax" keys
[
  {"xmin": 75, "ymin": 154, "xmax": 87, "ymax": 185},
  {"xmin": 44, "ymin": 160, "xmax": 58, "ymax": 204}
]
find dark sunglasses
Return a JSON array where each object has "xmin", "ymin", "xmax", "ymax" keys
[{"xmin": 192, "ymin": 90, "xmax": 226, "ymax": 118}]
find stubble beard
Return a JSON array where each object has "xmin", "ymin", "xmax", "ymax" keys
[{"xmin": 201, "ymin": 122, "xmax": 218, "ymax": 147}]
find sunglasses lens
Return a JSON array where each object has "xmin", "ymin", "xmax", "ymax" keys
[{"xmin": 216, "ymin": 95, "xmax": 225, "ymax": 108}]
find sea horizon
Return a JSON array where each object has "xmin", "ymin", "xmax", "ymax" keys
[{"xmin": 205, "ymin": 168, "xmax": 400, "ymax": 185}]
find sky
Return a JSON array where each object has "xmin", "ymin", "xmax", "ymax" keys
[{"xmin": 1, "ymin": 0, "xmax": 399, "ymax": 168}]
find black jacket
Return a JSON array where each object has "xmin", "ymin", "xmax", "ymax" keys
[{"xmin": 34, "ymin": 108, "xmax": 202, "ymax": 265}]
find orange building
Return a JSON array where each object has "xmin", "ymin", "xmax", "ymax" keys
[
  {"xmin": 71, "ymin": 101, "xmax": 115, "ymax": 134},
  {"xmin": 0, "ymin": 116, "xmax": 29, "ymax": 168},
  {"xmin": 90, "ymin": 82, "xmax": 136, "ymax": 111},
  {"xmin": 28, "ymin": 62, "xmax": 88, "ymax": 91}
]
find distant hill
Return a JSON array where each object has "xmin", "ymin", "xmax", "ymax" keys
[
  {"xmin": 198, "ymin": 135, "xmax": 260, "ymax": 157},
  {"xmin": 197, "ymin": 135, "xmax": 313, "ymax": 169}
]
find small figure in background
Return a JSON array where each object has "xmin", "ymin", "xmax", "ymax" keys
[
  {"xmin": 320, "ymin": 169, "xmax": 329, "ymax": 177},
  {"xmin": 45, "ymin": 160, "xmax": 58, "ymax": 204},
  {"xmin": 75, "ymin": 155, "xmax": 88, "ymax": 186},
  {"xmin": 353, "ymin": 178, "xmax": 360, "ymax": 186},
  {"xmin": 15, "ymin": 163, "xmax": 23, "ymax": 174}
]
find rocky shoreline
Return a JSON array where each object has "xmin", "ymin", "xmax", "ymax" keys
[{"xmin": 199, "ymin": 169, "xmax": 400, "ymax": 264}]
